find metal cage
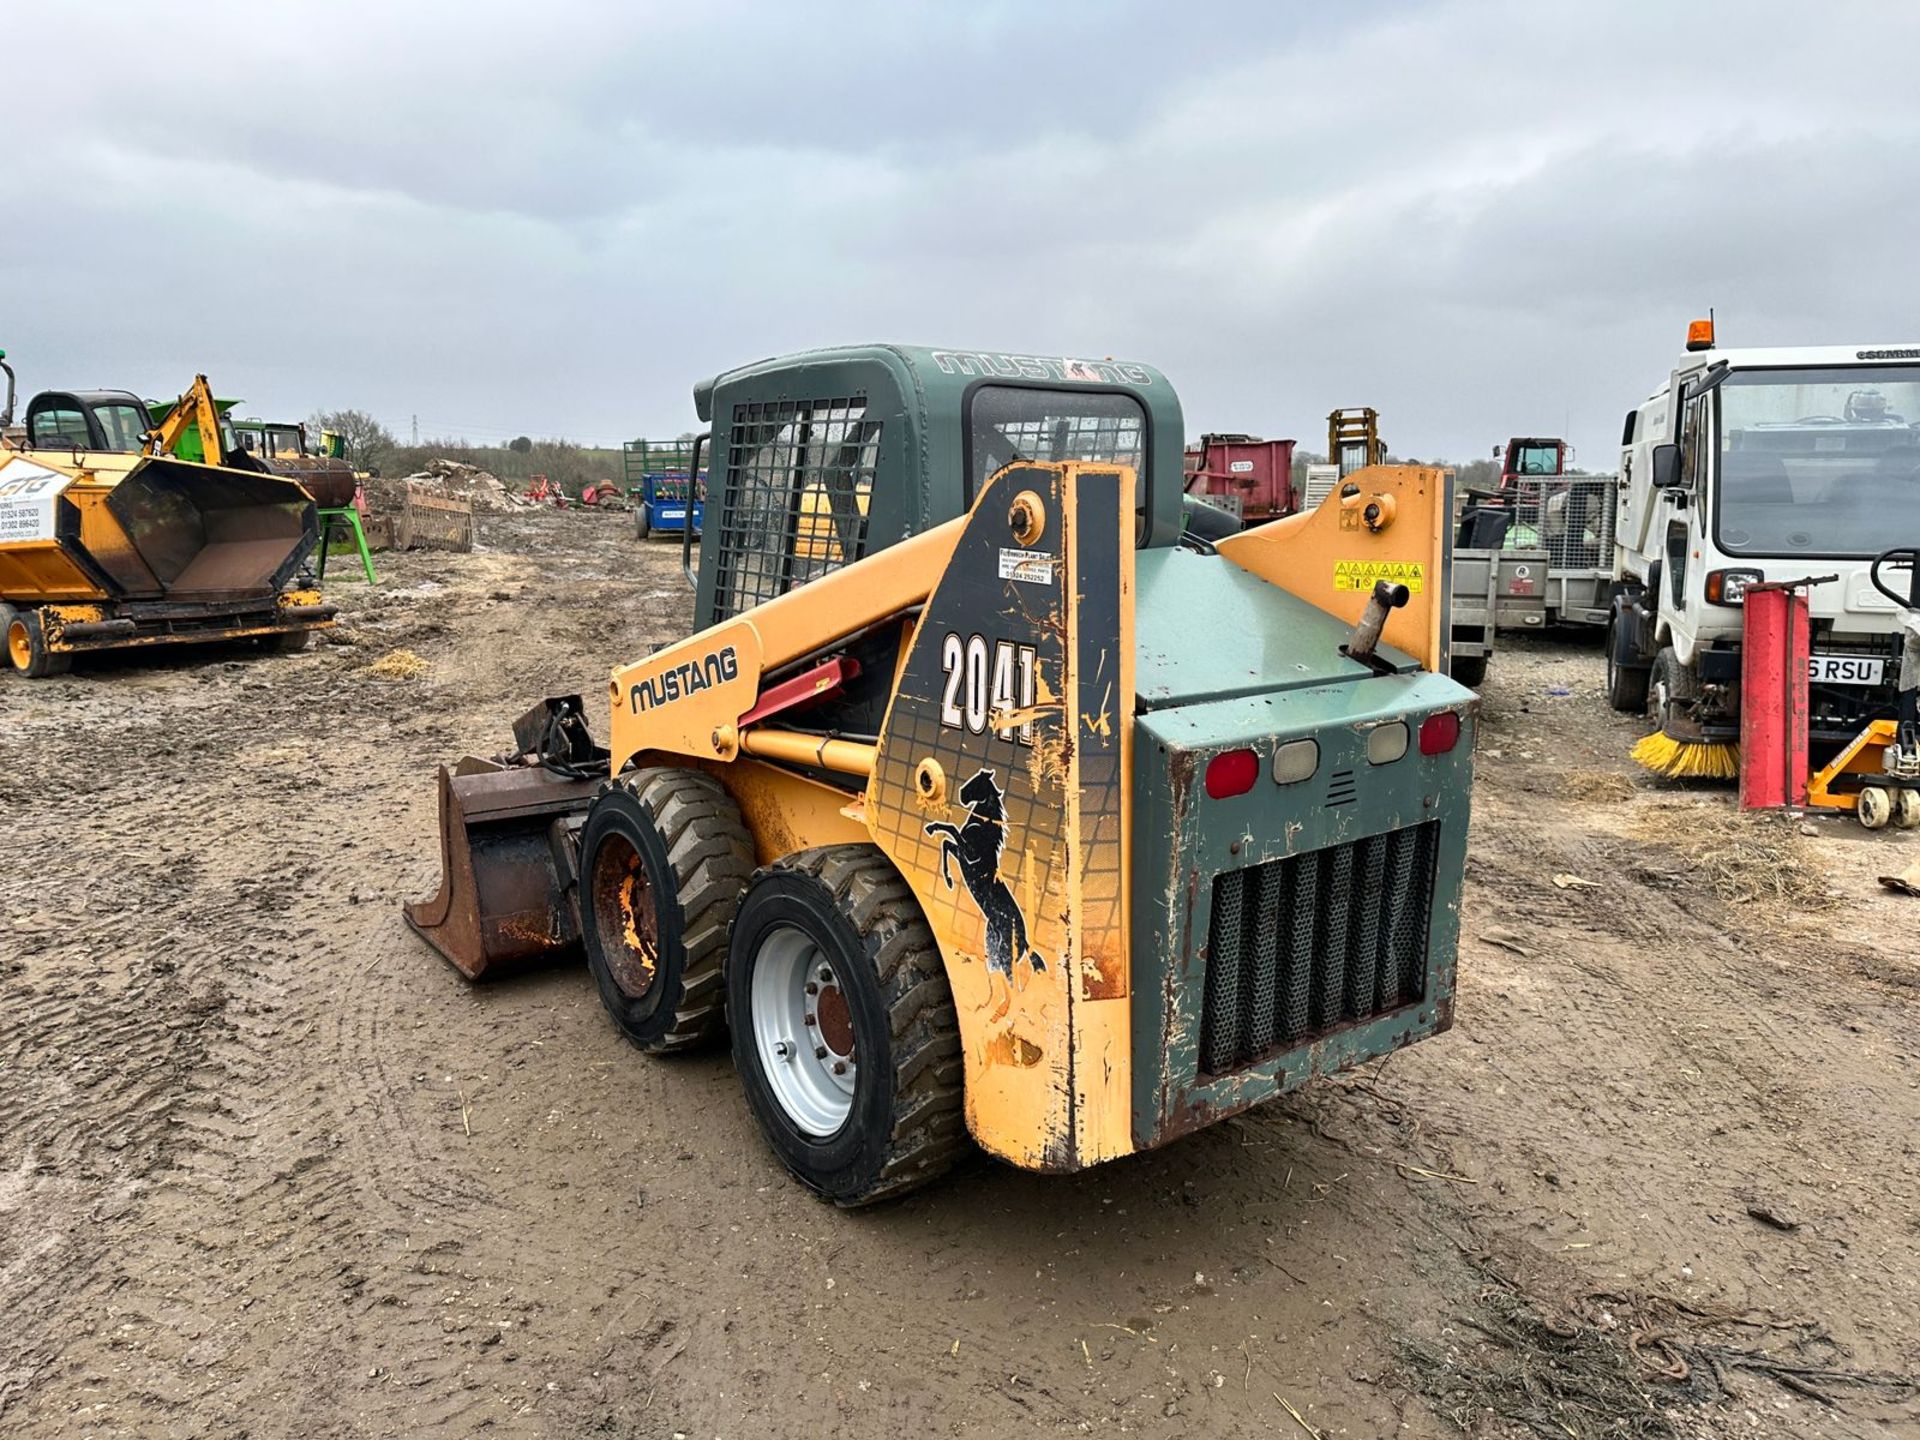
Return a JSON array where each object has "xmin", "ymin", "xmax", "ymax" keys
[{"xmin": 711, "ymin": 397, "xmax": 881, "ymax": 620}]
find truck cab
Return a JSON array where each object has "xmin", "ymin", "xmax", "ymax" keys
[{"xmin": 1609, "ymin": 327, "xmax": 1920, "ymax": 743}]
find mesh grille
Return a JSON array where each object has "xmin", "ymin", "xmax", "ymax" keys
[
  {"xmin": 712, "ymin": 397, "xmax": 880, "ymax": 620},
  {"xmin": 1199, "ymin": 824, "xmax": 1439, "ymax": 1076},
  {"xmin": 1501, "ymin": 477, "xmax": 1616, "ymax": 570}
]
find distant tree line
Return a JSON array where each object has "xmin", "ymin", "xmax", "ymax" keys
[{"xmin": 305, "ymin": 408, "xmax": 627, "ymax": 494}]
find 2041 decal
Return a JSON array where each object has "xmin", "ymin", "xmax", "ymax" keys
[{"xmin": 939, "ymin": 632, "xmax": 1038, "ymax": 744}]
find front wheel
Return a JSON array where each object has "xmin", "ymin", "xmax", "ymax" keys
[
  {"xmin": 729, "ymin": 846, "xmax": 966, "ymax": 1206},
  {"xmin": 579, "ymin": 768, "xmax": 753, "ymax": 1052},
  {"xmin": 1860, "ymin": 785, "xmax": 1893, "ymax": 831},
  {"xmin": 633, "ymin": 505, "xmax": 651, "ymax": 541},
  {"xmin": 6, "ymin": 608, "xmax": 71, "ymax": 677}
]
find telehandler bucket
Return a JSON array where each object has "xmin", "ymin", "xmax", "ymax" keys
[{"xmin": 403, "ymin": 698, "xmax": 608, "ymax": 978}]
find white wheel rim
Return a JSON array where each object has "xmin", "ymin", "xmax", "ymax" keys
[{"xmin": 750, "ymin": 925, "xmax": 856, "ymax": 1137}]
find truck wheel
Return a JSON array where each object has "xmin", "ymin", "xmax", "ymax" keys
[
  {"xmin": 1449, "ymin": 654, "xmax": 1488, "ymax": 688},
  {"xmin": 1606, "ymin": 617, "xmax": 1650, "ymax": 713},
  {"xmin": 6, "ymin": 609, "xmax": 71, "ymax": 678},
  {"xmin": 266, "ymin": 628, "xmax": 312, "ymax": 654},
  {"xmin": 580, "ymin": 768, "xmax": 753, "ymax": 1053},
  {"xmin": 1647, "ymin": 648, "xmax": 1694, "ymax": 736},
  {"xmin": 634, "ymin": 506, "xmax": 651, "ymax": 541},
  {"xmin": 729, "ymin": 845, "xmax": 966, "ymax": 1206}
]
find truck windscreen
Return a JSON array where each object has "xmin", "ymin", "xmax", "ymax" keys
[{"xmin": 1716, "ymin": 366, "xmax": 1920, "ymax": 558}]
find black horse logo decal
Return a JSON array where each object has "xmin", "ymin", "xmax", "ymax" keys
[{"xmin": 924, "ymin": 768, "xmax": 1045, "ymax": 1017}]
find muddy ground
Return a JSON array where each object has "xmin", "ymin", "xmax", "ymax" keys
[{"xmin": 3, "ymin": 510, "xmax": 1916, "ymax": 1440}]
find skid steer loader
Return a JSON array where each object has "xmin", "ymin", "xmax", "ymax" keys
[{"xmin": 406, "ymin": 345, "xmax": 1476, "ymax": 1204}]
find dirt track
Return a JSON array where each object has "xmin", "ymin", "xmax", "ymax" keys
[{"xmin": 3, "ymin": 511, "xmax": 1917, "ymax": 1439}]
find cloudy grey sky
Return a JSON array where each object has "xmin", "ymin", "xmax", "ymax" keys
[{"xmin": 8, "ymin": 0, "xmax": 1917, "ymax": 462}]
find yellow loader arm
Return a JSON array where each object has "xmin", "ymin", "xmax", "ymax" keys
[{"xmin": 144, "ymin": 375, "xmax": 227, "ymax": 464}]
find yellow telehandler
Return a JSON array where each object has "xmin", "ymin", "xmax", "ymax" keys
[{"xmin": 407, "ymin": 345, "xmax": 1475, "ymax": 1204}]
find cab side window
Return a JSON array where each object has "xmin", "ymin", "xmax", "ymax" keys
[
  {"xmin": 1680, "ymin": 395, "xmax": 1710, "ymax": 491},
  {"xmin": 30, "ymin": 407, "xmax": 89, "ymax": 448}
]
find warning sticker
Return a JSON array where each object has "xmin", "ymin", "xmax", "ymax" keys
[
  {"xmin": 998, "ymin": 547, "xmax": 1056, "ymax": 585},
  {"xmin": 1334, "ymin": 559, "xmax": 1425, "ymax": 594},
  {"xmin": 0, "ymin": 460, "xmax": 72, "ymax": 545}
]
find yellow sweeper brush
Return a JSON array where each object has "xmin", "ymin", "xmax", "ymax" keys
[{"xmin": 1631, "ymin": 730, "xmax": 1741, "ymax": 781}]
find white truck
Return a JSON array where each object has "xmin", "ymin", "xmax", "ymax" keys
[{"xmin": 1604, "ymin": 328, "xmax": 1920, "ymax": 750}]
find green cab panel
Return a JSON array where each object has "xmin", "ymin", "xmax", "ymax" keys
[
  {"xmin": 1127, "ymin": 668, "xmax": 1475, "ymax": 1151},
  {"xmin": 1134, "ymin": 547, "xmax": 1418, "ymax": 711}
]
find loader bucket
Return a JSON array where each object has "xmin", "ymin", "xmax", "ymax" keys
[
  {"xmin": 105, "ymin": 458, "xmax": 317, "ymax": 601},
  {"xmin": 403, "ymin": 760, "xmax": 603, "ymax": 979}
]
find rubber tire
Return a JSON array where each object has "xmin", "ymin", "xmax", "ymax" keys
[
  {"xmin": 0, "ymin": 603, "xmax": 15, "ymax": 674},
  {"xmin": 634, "ymin": 505, "xmax": 651, "ymax": 541},
  {"xmin": 1606, "ymin": 616, "xmax": 1651, "ymax": 713},
  {"xmin": 1647, "ymin": 648, "xmax": 1695, "ymax": 737},
  {"xmin": 1859, "ymin": 785, "xmax": 1892, "ymax": 831},
  {"xmin": 7, "ymin": 608, "xmax": 71, "ymax": 678},
  {"xmin": 729, "ymin": 845, "xmax": 966, "ymax": 1207},
  {"xmin": 1449, "ymin": 653, "xmax": 1488, "ymax": 688},
  {"xmin": 266, "ymin": 628, "xmax": 312, "ymax": 654},
  {"xmin": 580, "ymin": 768, "xmax": 753, "ymax": 1052}
]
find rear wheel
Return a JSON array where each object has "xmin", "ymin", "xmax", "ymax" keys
[
  {"xmin": 1449, "ymin": 653, "xmax": 1488, "ymax": 688},
  {"xmin": 1893, "ymin": 787, "xmax": 1920, "ymax": 830},
  {"xmin": 579, "ymin": 768, "xmax": 753, "ymax": 1052},
  {"xmin": 634, "ymin": 505, "xmax": 651, "ymax": 541},
  {"xmin": 1606, "ymin": 616, "xmax": 1650, "ymax": 713},
  {"xmin": 265, "ymin": 628, "xmax": 312, "ymax": 654},
  {"xmin": 6, "ymin": 608, "xmax": 71, "ymax": 678},
  {"xmin": 1860, "ymin": 785, "xmax": 1892, "ymax": 831},
  {"xmin": 729, "ymin": 845, "xmax": 966, "ymax": 1206}
]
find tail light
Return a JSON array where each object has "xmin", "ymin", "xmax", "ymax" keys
[
  {"xmin": 1419, "ymin": 711, "xmax": 1461, "ymax": 755},
  {"xmin": 1205, "ymin": 748, "xmax": 1258, "ymax": 798}
]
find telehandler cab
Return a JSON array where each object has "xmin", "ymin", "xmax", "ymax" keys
[{"xmin": 406, "ymin": 345, "xmax": 1476, "ymax": 1204}]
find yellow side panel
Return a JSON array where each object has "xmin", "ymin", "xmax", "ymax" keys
[
  {"xmin": 864, "ymin": 462, "xmax": 1134, "ymax": 1173},
  {"xmin": 1216, "ymin": 463, "xmax": 1450, "ymax": 672},
  {"xmin": 0, "ymin": 541, "xmax": 103, "ymax": 601},
  {"xmin": 604, "ymin": 518, "xmax": 963, "ymax": 772},
  {"xmin": 703, "ymin": 757, "xmax": 871, "ymax": 862}
]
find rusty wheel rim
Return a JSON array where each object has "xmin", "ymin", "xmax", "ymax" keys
[
  {"xmin": 591, "ymin": 834, "xmax": 660, "ymax": 1000},
  {"xmin": 6, "ymin": 620, "xmax": 29, "ymax": 672}
]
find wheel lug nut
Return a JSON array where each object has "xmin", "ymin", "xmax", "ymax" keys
[
  {"xmin": 814, "ymin": 1045, "xmax": 828, "ymax": 1060},
  {"xmin": 832, "ymin": 1061, "xmax": 847, "ymax": 1075},
  {"xmin": 804, "ymin": 982, "xmax": 818, "ymax": 995},
  {"xmin": 803, "ymin": 1014, "xmax": 816, "ymax": 1027}
]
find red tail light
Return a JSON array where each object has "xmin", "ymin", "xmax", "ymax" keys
[
  {"xmin": 1419, "ymin": 711, "xmax": 1461, "ymax": 755},
  {"xmin": 1205, "ymin": 748, "xmax": 1258, "ymax": 798}
]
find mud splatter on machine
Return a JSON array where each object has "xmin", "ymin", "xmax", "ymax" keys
[{"xmin": 407, "ymin": 345, "xmax": 1476, "ymax": 1204}]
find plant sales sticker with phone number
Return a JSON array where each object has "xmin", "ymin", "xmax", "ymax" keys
[
  {"xmin": 1333, "ymin": 559, "xmax": 1425, "ymax": 593},
  {"xmin": 0, "ymin": 460, "xmax": 73, "ymax": 544}
]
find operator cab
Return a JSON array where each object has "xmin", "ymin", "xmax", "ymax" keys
[
  {"xmin": 231, "ymin": 419, "xmax": 312, "ymax": 460},
  {"xmin": 24, "ymin": 389, "xmax": 153, "ymax": 453},
  {"xmin": 1498, "ymin": 436, "xmax": 1568, "ymax": 487}
]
